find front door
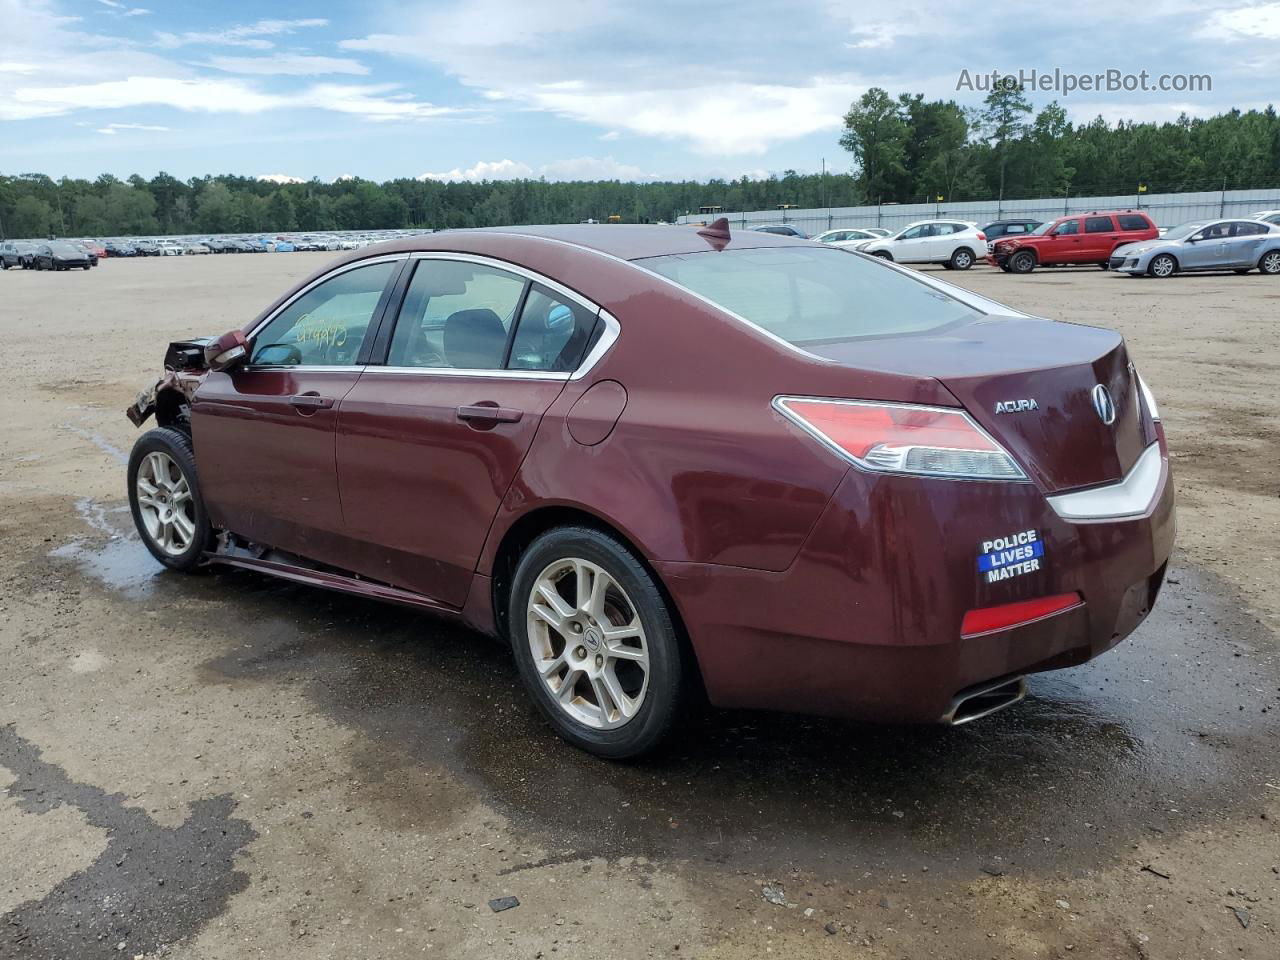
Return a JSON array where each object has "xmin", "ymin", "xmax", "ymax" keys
[
  {"xmin": 1051, "ymin": 218, "xmax": 1086, "ymax": 262},
  {"xmin": 192, "ymin": 258, "xmax": 402, "ymax": 564},
  {"xmin": 1183, "ymin": 221, "xmax": 1231, "ymax": 269},
  {"xmin": 336, "ymin": 257, "xmax": 602, "ymax": 606}
]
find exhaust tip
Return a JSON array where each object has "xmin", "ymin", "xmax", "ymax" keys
[{"xmin": 944, "ymin": 676, "xmax": 1027, "ymax": 726}]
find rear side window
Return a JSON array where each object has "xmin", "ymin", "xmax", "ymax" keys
[
  {"xmin": 1117, "ymin": 214, "xmax": 1150, "ymax": 230},
  {"xmin": 1232, "ymin": 221, "xmax": 1268, "ymax": 237},
  {"xmin": 388, "ymin": 260, "xmax": 526, "ymax": 369},
  {"xmin": 1085, "ymin": 216, "xmax": 1115, "ymax": 233},
  {"xmin": 639, "ymin": 246, "xmax": 979, "ymax": 345},
  {"xmin": 508, "ymin": 284, "xmax": 599, "ymax": 372}
]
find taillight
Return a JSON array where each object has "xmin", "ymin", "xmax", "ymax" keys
[
  {"xmin": 961, "ymin": 592, "xmax": 1083, "ymax": 637},
  {"xmin": 775, "ymin": 397, "xmax": 1027, "ymax": 481},
  {"xmin": 976, "ymin": 232, "xmax": 986, "ymax": 242}
]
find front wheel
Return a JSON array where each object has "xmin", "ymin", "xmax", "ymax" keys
[
  {"xmin": 1234, "ymin": 268, "xmax": 1251, "ymax": 275},
  {"xmin": 509, "ymin": 527, "xmax": 685, "ymax": 758},
  {"xmin": 1259, "ymin": 250, "xmax": 1280, "ymax": 275},
  {"xmin": 872, "ymin": 251, "xmax": 893, "ymax": 260},
  {"xmin": 127, "ymin": 427, "xmax": 214, "ymax": 571},
  {"xmin": 1149, "ymin": 254, "xmax": 1177, "ymax": 278},
  {"xmin": 1009, "ymin": 251, "xmax": 1036, "ymax": 274},
  {"xmin": 949, "ymin": 247, "xmax": 975, "ymax": 270}
]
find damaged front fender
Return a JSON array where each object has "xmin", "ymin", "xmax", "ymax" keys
[{"xmin": 125, "ymin": 337, "xmax": 216, "ymax": 428}]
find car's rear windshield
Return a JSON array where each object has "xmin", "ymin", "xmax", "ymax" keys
[{"xmin": 637, "ymin": 246, "xmax": 980, "ymax": 345}]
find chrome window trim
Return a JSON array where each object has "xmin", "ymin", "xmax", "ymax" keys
[
  {"xmin": 362, "ymin": 367, "xmax": 570, "ymax": 381},
  {"xmin": 246, "ymin": 253, "xmax": 409, "ymax": 342},
  {"xmin": 242, "ymin": 250, "xmax": 621, "ymax": 381},
  {"xmin": 1046, "ymin": 441, "xmax": 1164, "ymax": 522}
]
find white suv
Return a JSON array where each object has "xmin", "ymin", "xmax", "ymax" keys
[
  {"xmin": 1253, "ymin": 209, "xmax": 1280, "ymax": 227},
  {"xmin": 858, "ymin": 220, "xmax": 986, "ymax": 270}
]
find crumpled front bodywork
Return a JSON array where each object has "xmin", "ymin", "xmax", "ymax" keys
[{"xmin": 125, "ymin": 338, "xmax": 214, "ymax": 429}]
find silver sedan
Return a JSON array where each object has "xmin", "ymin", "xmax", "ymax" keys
[{"xmin": 1111, "ymin": 219, "xmax": 1280, "ymax": 277}]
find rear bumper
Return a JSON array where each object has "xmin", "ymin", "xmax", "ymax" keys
[{"xmin": 661, "ymin": 451, "xmax": 1175, "ymax": 723}]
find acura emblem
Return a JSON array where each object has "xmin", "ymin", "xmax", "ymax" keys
[{"xmin": 1091, "ymin": 384, "xmax": 1116, "ymax": 425}]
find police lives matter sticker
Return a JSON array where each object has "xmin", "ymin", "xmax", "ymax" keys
[{"xmin": 977, "ymin": 529, "xmax": 1044, "ymax": 583}]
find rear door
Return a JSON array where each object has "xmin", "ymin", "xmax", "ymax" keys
[
  {"xmin": 192, "ymin": 257, "xmax": 402, "ymax": 565},
  {"xmin": 1082, "ymin": 215, "xmax": 1118, "ymax": 262},
  {"xmin": 1227, "ymin": 220, "xmax": 1270, "ymax": 266},
  {"xmin": 335, "ymin": 256, "xmax": 601, "ymax": 606}
]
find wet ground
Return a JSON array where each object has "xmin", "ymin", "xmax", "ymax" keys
[{"xmin": 2, "ymin": 255, "xmax": 1278, "ymax": 958}]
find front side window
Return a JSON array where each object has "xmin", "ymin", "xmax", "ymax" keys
[
  {"xmin": 1054, "ymin": 219, "xmax": 1080, "ymax": 236},
  {"xmin": 1085, "ymin": 216, "xmax": 1115, "ymax": 233},
  {"xmin": 250, "ymin": 260, "xmax": 395, "ymax": 366},
  {"xmin": 640, "ymin": 246, "xmax": 979, "ymax": 346},
  {"xmin": 900, "ymin": 225, "xmax": 927, "ymax": 240},
  {"xmin": 508, "ymin": 284, "xmax": 599, "ymax": 372},
  {"xmin": 388, "ymin": 260, "xmax": 527, "ymax": 369}
]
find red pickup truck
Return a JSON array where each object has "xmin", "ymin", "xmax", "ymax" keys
[{"xmin": 988, "ymin": 210, "xmax": 1158, "ymax": 273}]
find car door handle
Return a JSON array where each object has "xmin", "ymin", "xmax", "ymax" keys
[
  {"xmin": 457, "ymin": 404, "xmax": 523, "ymax": 424},
  {"xmin": 289, "ymin": 393, "xmax": 334, "ymax": 409}
]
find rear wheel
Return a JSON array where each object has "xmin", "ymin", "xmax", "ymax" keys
[
  {"xmin": 949, "ymin": 247, "xmax": 975, "ymax": 270},
  {"xmin": 1234, "ymin": 268, "xmax": 1251, "ymax": 275},
  {"xmin": 1149, "ymin": 254, "xmax": 1177, "ymax": 278},
  {"xmin": 509, "ymin": 527, "xmax": 685, "ymax": 758},
  {"xmin": 1009, "ymin": 251, "xmax": 1036, "ymax": 274},
  {"xmin": 127, "ymin": 427, "xmax": 214, "ymax": 572},
  {"xmin": 1259, "ymin": 250, "xmax": 1280, "ymax": 275}
]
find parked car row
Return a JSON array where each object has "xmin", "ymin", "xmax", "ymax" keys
[
  {"xmin": 2, "ymin": 240, "xmax": 97, "ymax": 270},
  {"xmin": 778, "ymin": 207, "xmax": 1280, "ymax": 278}
]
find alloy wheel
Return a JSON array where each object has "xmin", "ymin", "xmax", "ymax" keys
[
  {"xmin": 1262, "ymin": 251, "xmax": 1280, "ymax": 275},
  {"xmin": 526, "ymin": 557, "xmax": 649, "ymax": 730},
  {"xmin": 134, "ymin": 450, "xmax": 197, "ymax": 556},
  {"xmin": 1151, "ymin": 254, "xmax": 1176, "ymax": 278}
]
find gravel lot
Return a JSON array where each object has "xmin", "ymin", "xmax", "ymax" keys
[{"xmin": 1, "ymin": 252, "xmax": 1277, "ymax": 959}]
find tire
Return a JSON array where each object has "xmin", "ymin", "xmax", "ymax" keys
[
  {"xmin": 1098, "ymin": 262, "xmax": 1110, "ymax": 270},
  {"xmin": 127, "ymin": 427, "xmax": 214, "ymax": 572},
  {"xmin": 1148, "ymin": 253, "xmax": 1177, "ymax": 278},
  {"xmin": 872, "ymin": 251, "xmax": 893, "ymax": 260},
  {"xmin": 941, "ymin": 262, "xmax": 954, "ymax": 270},
  {"xmin": 1009, "ymin": 250, "xmax": 1036, "ymax": 274},
  {"xmin": 949, "ymin": 247, "xmax": 975, "ymax": 270},
  {"xmin": 509, "ymin": 526, "xmax": 685, "ymax": 758},
  {"xmin": 1234, "ymin": 268, "xmax": 1251, "ymax": 275},
  {"xmin": 998, "ymin": 262, "xmax": 1012, "ymax": 272},
  {"xmin": 1259, "ymin": 250, "xmax": 1280, "ymax": 275}
]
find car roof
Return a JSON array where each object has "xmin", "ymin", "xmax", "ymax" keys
[{"xmin": 354, "ymin": 223, "xmax": 809, "ymax": 262}]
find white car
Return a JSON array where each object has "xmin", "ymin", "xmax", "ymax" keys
[
  {"xmin": 1253, "ymin": 209, "xmax": 1280, "ymax": 226},
  {"xmin": 857, "ymin": 220, "xmax": 986, "ymax": 270},
  {"xmin": 813, "ymin": 228, "xmax": 882, "ymax": 247},
  {"xmin": 858, "ymin": 227, "xmax": 892, "ymax": 238}
]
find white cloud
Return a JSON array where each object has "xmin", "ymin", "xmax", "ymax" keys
[
  {"xmin": 419, "ymin": 156, "xmax": 655, "ymax": 182},
  {"xmin": 342, "ymin": 3, "xmax": 861, "ymax": 154},
  {"xmin": 154, "ymin": 18, "xmax": 328, "ymax": 50},
  {"xmin": 203, "ymin": 53, "xmax": 370, "ymax": 76},
  {"xmin": 1199, "ymin": 3, "xmax": 1280, "ymax": 39},
  {"xmin": 95, "ymin": 121, "xmax": 169, "ymax": 133},
  {"xmin": 258, "ymin": 173, "xmax": 305, "ymax": 184},
  {"xmin": 419, "ymin": 159, "xmax": 534, "ymax": 182},
  {"xmin": 598, "ymin": 130, "xmax": 619, "ymax": 141}
]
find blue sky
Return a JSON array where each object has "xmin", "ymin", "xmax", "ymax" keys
[{"xmin": 2, "ymin": 0, "xmax": 1278, "ymax": 183}]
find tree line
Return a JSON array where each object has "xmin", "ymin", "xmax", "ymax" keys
[{"xmin": 2, "ymin": 88, "xmax": 1278, "ymax": 239}]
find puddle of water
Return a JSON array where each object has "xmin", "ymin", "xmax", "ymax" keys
[{"xmin": 48, "ymin": 499, "xmax": 162, "ymax": 598}]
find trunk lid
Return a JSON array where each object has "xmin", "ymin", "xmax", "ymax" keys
[{"xmin": 804, "ymin": 316, "xmax": 1153, "ymax": 492}]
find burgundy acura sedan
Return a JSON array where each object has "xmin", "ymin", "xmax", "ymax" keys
[{"xmin": 125, "ymin": 221, "xmax": 1174, "ymax": 757}]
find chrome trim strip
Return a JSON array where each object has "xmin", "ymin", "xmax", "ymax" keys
[
  {"xmin": 571, "ymin": 309, "xmax": 620, "ymax": 381},
  {"xmin": 246, "ymin": 253, "xmax": 409, "ymax": 341},
  {"xmin": 241, "ymin": 364, "xmax": 365, "ymax": 373},
  {"xmin": 1046, "ymin": 441, "xmax": 1164, "ymax": 521},
  {"xmin": 361, "ymin": 367, "xmax": 570, "ymax": 381},
  {"xmin": 772, "ymin": 395, "xmax": 1031, "ymax": 483}
]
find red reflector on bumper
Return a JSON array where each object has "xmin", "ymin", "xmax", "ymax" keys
[{"xmin": 961, "ymin": 592, "xmax": 1083, "ymax": 637}]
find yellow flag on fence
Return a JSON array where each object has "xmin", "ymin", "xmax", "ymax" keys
[{"xmin": 1138, "ymin": 183, "xmax": 1148, "ymax": 193}]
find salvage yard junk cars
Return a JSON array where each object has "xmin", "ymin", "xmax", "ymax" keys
[
  {"xmin": 123, "ymin": 220, "xmax": 1175, "ymax": 758},
  {"xmin": 1108, "ymin": 219, "xmax": 1280, "ymax": 277}
]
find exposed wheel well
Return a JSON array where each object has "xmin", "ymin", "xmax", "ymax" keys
[
  {"xmin": 489, "ymin": 505, "xmax": 706, "ymax": 699},
  {"xmin": 154, "ymin": 387, "xmax": 192, "ymax": 436}
]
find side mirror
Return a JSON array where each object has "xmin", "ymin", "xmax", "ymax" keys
[{"xmin": 204, "ymin": 329, "xmax": 250, "ymax": 372}]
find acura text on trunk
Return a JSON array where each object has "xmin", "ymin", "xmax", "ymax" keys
[{"xmin": 123, "ymin": 221, "xmax": 1175, "ymax": 757}]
